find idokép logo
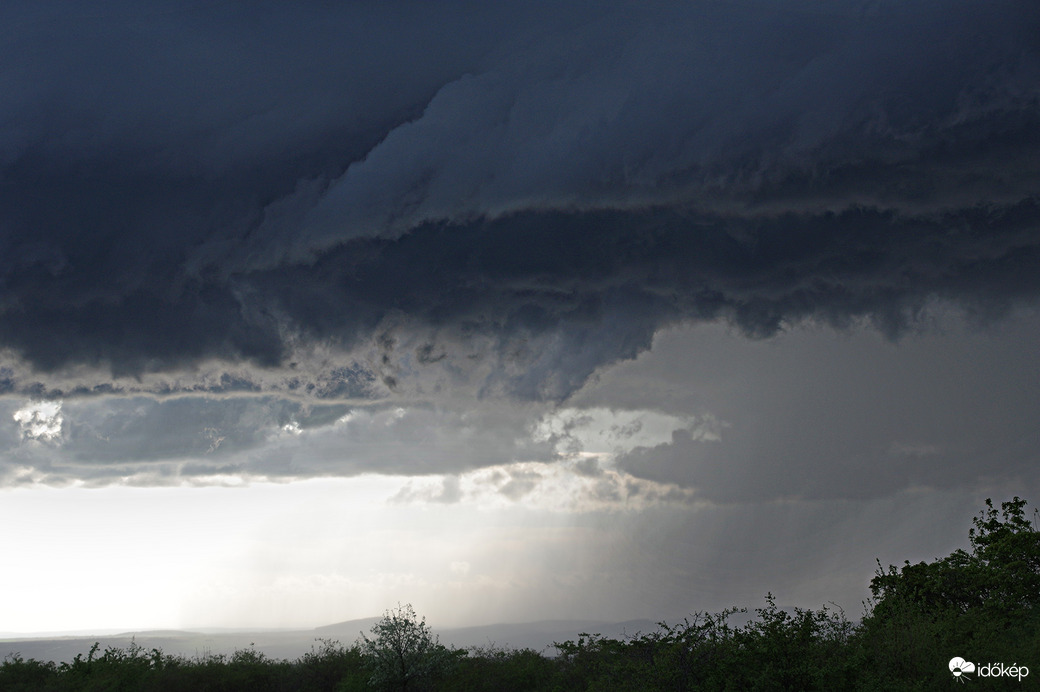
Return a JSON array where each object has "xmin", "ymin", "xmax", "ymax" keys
[{"xmin": 949, "ymin": 657, "xmax": 1029, "ymax": 683}]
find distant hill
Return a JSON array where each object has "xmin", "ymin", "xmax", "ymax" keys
[
  {"xmin": 312, "ymin": 616, "xmax": 383, "ymax": 639},
  {"xmin": 0, "ymin": 630, "xmax": 317, "ymax": 665},
  {"xmin": 0, "ymin": 616, "xmax": 668, "ymax": 664}
]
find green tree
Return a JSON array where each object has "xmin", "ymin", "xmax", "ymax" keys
[
  {"xmin": 858, "ymin": 497, "xmax": 1040, "ymax": 689},
  {"xmin": 358, "ymin": 603, "xmax": 457, "ymax": 692}
]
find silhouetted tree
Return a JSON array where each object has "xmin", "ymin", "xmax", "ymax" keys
[
  {"xmin": 859, "ymin": 497, "xmax": 1040, "ymax": 689},
  {"xmin": 359, "ymin": 604, "xmax": 457, "ymax": 692}
]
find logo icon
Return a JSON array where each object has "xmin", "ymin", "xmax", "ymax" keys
[{"xmin": 949, "ymin": 657, "xmax": 976, "ymax": 682}]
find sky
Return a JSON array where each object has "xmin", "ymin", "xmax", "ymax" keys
[{"xmin": 1, "ymin": 0, "xmax": 1039, "ymax": 635}]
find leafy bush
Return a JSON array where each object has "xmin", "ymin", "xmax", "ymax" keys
[
  {"xmin": 0, "ymin": 653, "xmax": 58, "ymax": 692},
  {"xmin": 446, "ymin": 645, "xmax": 557, "ymax": 692}
]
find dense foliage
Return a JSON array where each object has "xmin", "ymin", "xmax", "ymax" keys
[{"xmin": 2, "ymin": 498, "xmax": 1036, "ymax": 691}]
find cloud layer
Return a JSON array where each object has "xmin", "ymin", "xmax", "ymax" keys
[
  {"xmin": 1, "ymin": 0, "xmax": 1038, "ymax": 403},
  {"xmin": 5, "ymin": 3, "xmax": 1040, "ymax": 638}
]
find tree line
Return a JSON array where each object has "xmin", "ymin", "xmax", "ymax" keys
[{"xmin": 2, "ymin": 497, "xmax": 1037, "ymax": 691}]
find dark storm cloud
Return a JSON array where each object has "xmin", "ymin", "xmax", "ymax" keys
[
  {"xmin": 584, "ymin": 316, "xmax": 1040, "ymax": 502},
  {"xmin": 2, "ymin": 0, "xmax": 1039, "ymax": 400}
]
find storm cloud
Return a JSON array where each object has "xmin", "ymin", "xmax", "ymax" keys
[
  {"xmin": 3, "ymin": 2, "xmax": 1040, "ymax": 635},
  {"xmin": 600, "ymin": 317, "xmax": 1040, "ymax": 502},
  {"xmin": 1, "ymin": 0, "xmax": 1038, "ymax": 403}
]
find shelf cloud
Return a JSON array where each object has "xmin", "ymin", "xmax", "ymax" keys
[
  {"xmin": 3, "ymin": 1, "xmax": 1040, "ymax": 634},
  {"xmin": 1, "ymin": 0, "xmax": 1037, "ymax": 404}
]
